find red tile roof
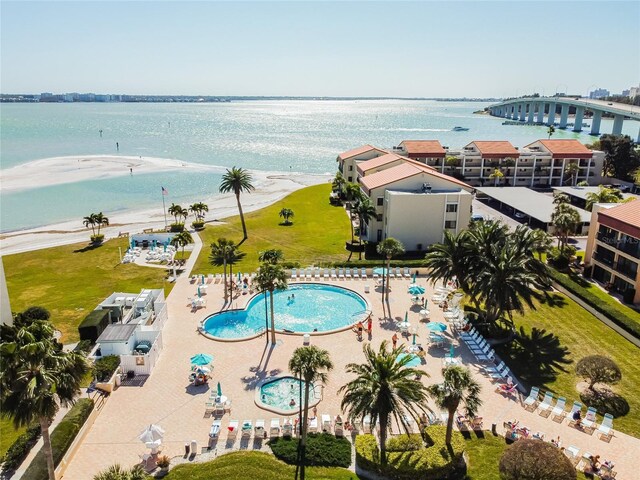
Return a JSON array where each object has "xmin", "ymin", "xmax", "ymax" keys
[
  {"xmin": 400, "ymin": 140, "xmax": 446, "ymax": 157},
  {"xmin": 598, "ymin": 200, "xmax": 640, "ymax": 239},
  {"xmin": 337, "ymin": 144, "xmax": 386, "ymax": 161},
  {"xmin": 469, "ymin": 141, "xmax": 519, "ymax": 159},
  {"xmin": 357, "ymin": 153, "xmax": 405, "ymax": 175},
  {"xmin": 535, "ymin": 139, "xmax": 593, "ymax": 159}
]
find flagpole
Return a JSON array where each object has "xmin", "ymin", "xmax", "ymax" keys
[{"xmin": 162, "ymin": 188, "xmax": 168, "ymax": 229}]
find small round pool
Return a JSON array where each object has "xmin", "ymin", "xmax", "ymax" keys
[
  {"xmin": 256, "ymin": 376, "xmax": 320, "ymax": 414},
  {"xmin": 202, "ymin": 283, "xmax": 368, "ymax": 339}
]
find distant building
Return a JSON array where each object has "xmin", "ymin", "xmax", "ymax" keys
[
  {"xmin": 622, "ymin": 89, "xmax": 630, "ymax": 97},
  {"xmin": 336, "ymin": 145, "xmax": 387, "ymax": 183},
  {"xmin": 589, "ymin": 88, "xmax": 610, "ymax": 99},
  {"xmin": 584, "ymin": 200, "xmax": 640, "ymax": 304},
  {"xmin": 630, "ymin": 85, "xmax": 640, "ymax": 99}
]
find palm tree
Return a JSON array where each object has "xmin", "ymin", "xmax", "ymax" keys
[
  {"xmin": 0, "ymin": 313, "xmax": 89, "ymax": 480},
  {"xmin": 354, "ymin": 198, "xmax": 376, "ymax": 260},
  {"xmin": 168, "ymin": 203, "xmax": 183, "ymax": 224},
  {"xmin": 170, "ymin": 231, "xmax": 193, "ymax": 259},
  {"xmin": 427, "ymin": 366, "xmax": 482, "ymax": 445},
  {"xmin": 179, "ymin": 206, "xmax": 189, "ymax": 224},
  {"xmin": 343, "ymin": 182, "xmax": 363, "ymax": 210},
  {"xmin": 339, "ymin": 341, "xmax": 430, "ymax": 466},
  {"xmin": 489, "ymin": 168, "xmax": 504, "ymax": 186},
  {"xmin": 93, "ymin": 464, "xmax": 148, "ymax": 480},
  {"xmin": 226, "ymin": 243, "xmax": 245, "ymax": 300},
  {"xmin": 551, "ymin": 202, "xmax": 581, "ymax": 248},
  {"xmin": 219, "ymin": 167, "xmax": 255, "ymax": 245},
  {"xmin": 424, "ymin": 230, "xmax": 473, "ymax": 301},
  {"xmin": 376, "ymin": 238, "xmax": 405, "ymax": 301},
  {"xmin": 547, "ymin": 125, "xmax": 555, "ymax": 139},
  {"xmin": 279, "ymin": 208, "xmax": 294, "ymax": 225},
  {"xmin": 258, "ymin": 249, "xmax": 284, "ymax": 265},
  {"xmin": 254, "ymin": 263, "xmax": 288, "ymax": 344},
  {"xmin": 189, "ymin": 202, "xmax": 209, "ymax": 221},
  {"xmin": 83, "ymin": 213, "xmax": 97, "ymax": 236},
  {"xmin": 563, "ymin": 162, "xmax": 580, "ymax": 186},
  {"xmin": 93, "ymin": 212, "xmax": 109, "ymax": 236},
  {"xmin": 552, "ymin": 192, "xmax": 570, "ymax": 206},
  {"xmin": 332, "ymin": 172, "xmax": 346, "ymax": 196},
  {"xmin": 585, "ymin": 185, "xmax": 624, "ymax": 211},
  {"xmin": 289, "ymin": 346, "xmax": 333, "ymax": 480},
  {"xmin": 210, "ymin": 238, "xmax": 237, "ymax": 302},
  {"xmin": 529, "ymin": 228, "xmax": 553, "ymax": 261},
  {"xmin": 445, "ymin": 155, "xmax": 459, "ymax": 175}
]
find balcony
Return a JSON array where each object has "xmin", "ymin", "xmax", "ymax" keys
[
  {"xmin": 614, "ymin": 262, "xmax": 638, "ymax": 280},
  {"xmin": 596, "ymin": 232, "xmax": 617, "ymax": 246},
  {"xmin": 592, "ymin": 251, "xmax": 615, "ymax": 267},
  {"xmin": 618, "ymin": 240, "xmax": 640, "ymax": 259}
]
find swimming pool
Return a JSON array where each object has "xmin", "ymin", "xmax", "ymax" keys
[
  {"xmin": 202, "ymin": 283, "xmax": 368, "ymax": 339},
  {"xmin": 256, "ymin": 376, "xmax": 320, "ymax": 414}
]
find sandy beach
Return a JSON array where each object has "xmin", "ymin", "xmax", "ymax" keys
[{"xmin": 0, "ymin": 155, "xmax": 331, "ymax": 255}]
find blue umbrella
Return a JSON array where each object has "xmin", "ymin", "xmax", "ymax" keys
[
  {"xmin": 163, "ymin": 243, "xmax": 167, "ymax": 252},
  {"xmin": 408, "ymin": 285, "xmax": 425, "ymax": 295},
  {"xmin": 373, "ymin": 267, "xmax": 388, "ymax": 276},
  {"xmin": 427, "ymin": 322, "xmax": 447, "ymax": 332},
  {"xmin": 396, "ymin": 353, "xmax": 421, "ymax": 367},
  {"xmin": 449, "ymin": 344, "xmax": 455, "ymax": 358},
  {"xmin": 404, "ymin": 311, "xmax": 408, "ymax": 323},
  {"xmin": 190, "ymin": 353, "xmax": 213, "ymax": 366},
  {"xmin": 412, "ymin": 272, "xmax": 417, "ymax": 283},
  {"xmin": 217, "ymin": 381, "xmax": 222, "ymax": 397},
  {"xmin": 130, "ymin": 238, "xmax": 135, "ymax": 250},
  {"xmin": 237, "ymin": 272, "xmax": 241, "ymax": 282},
  {"xmin": 197, "ymin": 286, "xmax": 202, "ymax": 298}
]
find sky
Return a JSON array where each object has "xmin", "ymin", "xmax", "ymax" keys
[{"xmin": 1, "ymin": 1, "xmax": 638, "ymax": 97}]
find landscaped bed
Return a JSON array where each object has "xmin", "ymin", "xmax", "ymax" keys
[{"xmin": 269, "ymin": 432, "xmax": 351, "ymax": 467}]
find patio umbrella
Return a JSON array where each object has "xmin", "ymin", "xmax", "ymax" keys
[
  {"xmin": 426, "ymin": 322, "xmax": 447, "ymax": 332},
  {"xmin": 408, "ymin": 285, "xmax": 425, "ymax": 295},
  {"xmin": 217, "ymin": 381, "xmax": 222, "ymax": 397},
  {"xmin": 412, "ymin": 272, "xmax": 417, "ymax": 283},
  {"xmin": 190, "ymin": 353, "xmax": 213, "ymax": 366},
  {"xmin": 163, "ymin": 243, "xmax": 167, "ymax": 252},
  {"xmin": 396, "ymin": 353, "xmax": 421, "ymax": 367},
  {"xmin": 130, "ymin": 238, "xmax": 135, "ymax": 250},
  {"xmin": 404, "ymin": 311, "xmax": 408, "ymax": 323},
  {"xmin": 197, "ymin": 286, "xmax": 202, "ymax": 298},
  {"xmin": 449, "ymin": 344, "xmax": 455, "ymax": 358},
  {"xmin": 412, "ymin": 328, "xmax": 418, "ymax": 345},
  {"xmin": 139, "ymin": 424, "xmax": 165, "ymax": 443}
]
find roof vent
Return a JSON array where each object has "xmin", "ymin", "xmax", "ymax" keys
[{"xmin": 422, "ymin": 183, "xmax": 432, "ymax": 193}]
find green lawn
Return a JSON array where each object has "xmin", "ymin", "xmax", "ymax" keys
[
  {"xmin": 192, "ymin": 184, "xmax": 351, "ymax": 274},
  {"xmin": 4, "ymin": 237, "xmax": 172, "ymax": 343},
  {"xmin": 568, "ymin": 271, "xmax": 640, "ymax": 322},
  {"xmin": 0, "ymin": 418, "xmax": 25, "ymax": 459},
  {"xmin": 164, "ymin": 451, "xmax": 358, "ymax": 479},
  {"xmin": 463, "ymin": 433, "xmax": 587, "ymax": 480},
  {"xmin": 494, "ymin": 291, "xmax": 640, "ymax": 437}
]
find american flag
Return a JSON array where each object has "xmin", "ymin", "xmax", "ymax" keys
[{"xmin": 162, "ymin": 186, "xmax": 168, "ymax": 196}]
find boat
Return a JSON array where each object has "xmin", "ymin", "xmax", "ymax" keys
[{"xmin": 452, "ymin": 126, "xmax": 469, "ymax": 131}]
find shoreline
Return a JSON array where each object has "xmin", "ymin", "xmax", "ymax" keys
[{"xmin": 0, "ymin": 167, "xmax": 332, "ymax": 255}]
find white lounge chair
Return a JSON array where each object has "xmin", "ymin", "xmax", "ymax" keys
[
  {"xmin": 241, "ymin": 420, "xmax": 252, "ymax": 437},
  {"xmin": 361, "ymin": 268, "xmax": 368, "ymax": 279},
  {"xmin": 215, "ymin": 273, "xmax": 222, "ymax": 284},
  {"xmin": 582, "ymin": 407, "xmax": 598, "ymax": 431},
  {"xmin": 314, "ymin": 268, "xmax": 321, "ymax": 279},
  {"xmin": 537, "ymin": 392, "xmax": 554, "ymax": 416},
  {"xmin": 523, "ymin": 387, "xmax": 540, "ymax": 410},
  {"xmin": 597, "ymin": 413, "xmax": 614, "ymax": 440},
  {"xmin": 309, "ymin": 416, "xmax": 318, "ymax": 433},
  {"xmin": 207, "ymin": 273, "xmax": 214, "ymax": 283},
  {"xmin": 331, "ymin": 269, "xmax": 337, "ymax": 279},
  {"xmin": 282, "ymin": 419, "xmax": 293, "ymax": 437},
  {"xmin": 395, "ymin": 267, "xmax": 402, "ymax": 278},
  {"xmin": 551, "ymin": 397, "xmax": 567, "ymax": 421},
  {"xmin": 255, "ymin": 419, "xmax": 265, "ymax": 437},
  {"xmin": 321, "ymin": 414, "xmax": 331, "ymax": 433},
  {"xmin": 291, "ymin": 268, "xmax": 297, "ymax": 280},
  {"xmin": 338, "ymin": 268, "xmax": 345, "ymax": 279},
  {"xmin": 209, "ymin": 419, "xmax": 221, "ymax": 438},
  {"xmin": 334, "ymin": 415, "xmax": 344, "ymax": 437},
  {"xmin": 488, "ymin": 364, "xmax": 510, "ymax": 381},
  {"xmin": 323, "ymin": 268, "xmax": 330, "ymax": 279},
  {"xmin": 482, "ymin": 361, "xmax": 505, "ymax": 375},
  {"xmin": 388, "ymin": 268, "xmax": 395, "ymax": 278},
  {"xmin": 345, "ymin": 268, "xmax": 352, "ymax": 279},
  {"xmin": 403, "ymin": 267, "xmax": 411, "ymax": 278},
  {"xmin": 353, "ymin": 269, "xmax": 360, "ymax": 279},
  {"xmin": 227, "ymin": 420, "xmax": 239, "ymax": 439},
  {"xmin": 363, "ymin": 415, "xmax": 372, "ymax": 434},
  {"xmin": 568, "ymin": 401, "xmax": 583, "ymax": 426},
  {"xmin": 270, "ymin": 418, "xmax": 281, "ymax": 437}
]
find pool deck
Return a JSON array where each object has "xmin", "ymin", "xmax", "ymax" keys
[{"xmin": 64, "ymin": 248, "xmax": 639, "ymax": 478}]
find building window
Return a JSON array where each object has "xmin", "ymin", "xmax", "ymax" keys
[
  {"xmin": 377, "ymin": 229, "xmax": 383, "ymax": 241},
  {"xmin": 376, "ymin": 214, "xmax": 383, "ymax": 221},
  {"xmin": 347, "ymin": 176, "xmax": 352, "ymax": 182},
  {"xmin": 377, "ymin": 197, "xmax": 384, "ymax": 206},
  {"xmin": 446, "ymin": 204, "xmax": 458, "ymax": 213},
  {"xmin": 445, "ymin": 220, "xmax": 457, "ymax": 229},
  {"xmin": 348, "ymin": 165, "xmax": 353, "ymax": 171}
]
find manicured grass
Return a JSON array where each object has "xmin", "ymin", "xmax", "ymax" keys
[
  {"xmin": 192, "ymin": 184, "xmax": 351, "ymax": 274},
  {"xmin": 0, "ymin": 419, "xmax": 25, "ymax": 459},
  {"xmin": 463, "ymin": 433, "xmax": 588, "ymax": 480},
  {"xmin": 269, "ymin": 433, "xmax": 352, "ymax": 467},
  {"xmin": 579, "ymin": 278, "xmax": 640, "ymax": 322},
  {"xmin": 164, "ymin": 451, "xmax": 358, "ymax": 480},
  {"xmin": 494, "ymin": 291, "xmax": 640, "ymax": 437},
  {"xmin": 4, "ymin": 238, "xmax": 173, "ymax": 343}
]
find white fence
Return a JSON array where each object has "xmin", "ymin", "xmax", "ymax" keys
[{"xmin": 120, "ymin": 331, "xmax": 163, "ymax": 376}]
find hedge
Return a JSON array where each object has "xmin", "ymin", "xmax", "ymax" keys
[
  {"xmin": 1, "ymin": 424, "xmax": 41, "ymax": 474},
  {"xmin": 94, "ymin": 355, "xmax": 121, "ymax": 382},
  {"xmin": 269, "ymin": 433, "xmax": 351, "ymax": 467},
  {"xmin": 77, "ymin": 309, "xmax": 111, "ymax": 343},
  {"xmin": 22, "ymin": 398, "xmax": 94, "ymax": 480},
  {"xmin": 548, "ymin": 268, "xmax": 640, "ymax": 339},
  {"xmin": 355, "ymin": 426, "xmax": 465, "ymax": 480}
]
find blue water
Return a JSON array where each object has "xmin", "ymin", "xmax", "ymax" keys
[
  {"xmin": 2, "ymin": 100, "xmax": 637, "ymax": 232},
  {"xmin": 203, "ymin": 283, "xmax": 368, "ymax": 338},
  {"xmin": 259, "ymin": 377, "xmax": 318, "ymax": 411}
]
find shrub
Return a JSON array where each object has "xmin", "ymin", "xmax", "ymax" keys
[
  {"xmin": 19, "ymin": 306, "xmax": 51, "ymax": 322},
  {"xmin": 1, "ymin": 424, "xmax": 41, "ymax": 474},
  {"xmin": 157, "ymin": 455, "xmax": 171, "ymax": 468},
  {"xmin": 386, "ymin": 433, "xmax": 423, "ymax": 452},
  {"xmin": 169, "ymin": 223, "xmax": 185, "ymax": 232},
  {"xmin": 73, "ymin": 339, "xmax": 93, "ymax": 354},
  {"xmin": 78, "ymin": 309, "xmax": 111, "ymax": 343},
  {"xmin": 547, "ymin": 268, "xmax": 640, "ymax": 339},
  {"xmin": 269, "ymin": 433, "xmax": 351, "ymax": 467},
  {"xmin": 90, "ymin": 234, "xmax": 105, "ymax": 244},
  {"xmin": 499, "ymin": 439, "xmax": 576, "ymax": 480},
  {"xmin": 576, "ymin": 355, "xmax": 622, "ymax": 390},
  {"xmin": 355, "ymin": 426, "xmax": 465, "ymax": 480},
  {"xmin": 192, "ymin": 220, "xmax": 205, "ymax": 230},
  {"xmin": 22, "ymin": 399, "xmax": 94, "ymax": 480},
  {"xmin": 547, "ymin": 246, "xmax": 576, "ymax": 270},
  {"xmin": 94, "ymin": 355, "xmax": 121, "ymax": 382}
]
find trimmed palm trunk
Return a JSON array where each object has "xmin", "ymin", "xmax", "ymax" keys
[
  {"xmin": 236, "ymin": 192, "xmax": 247, "ymax": 244},
  {"xmin": 385, "ymin": 257, "xmax": 391, "ymax": 301},
  {"xmin": 379, "ymin": 412, "xmax": 389, "ymax": 465},
  {"xmin": 445, "ymin": 405, "xmax": 456, "ymax": 445},
  {"xmin": 222, "ymin": 258, "xmax": 228, "ymax": 302},
  {"xmin": 40, "ymin": 417, "xmax": 55, "ymax": 480},
  {"xmin": 269, "ymin": 289, "xmax": 276, "ymax": 344},
  {"xmin": 300, "ymin": 379, "xmax": 311, "ymax": 480}
]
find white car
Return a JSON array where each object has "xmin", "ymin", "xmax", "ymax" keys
[{"xmin": 514, "ymin": 211, "xmax": 526, "ymax": 219}]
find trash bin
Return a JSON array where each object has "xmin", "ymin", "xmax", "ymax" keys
[
  {"xmin": 303, "ymin": 334, "xmax": 310, "ymax": 345},
  {"xmin": 190, "ymin": 440, "xmax": 198, "ymax": 455},
  {"xmin": 184, "ymin": 443, "xmax": 190, "ymax": 456}
]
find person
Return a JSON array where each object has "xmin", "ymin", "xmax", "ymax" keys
[
  {"xmin": 367, "ymin": 316, "xmax": 373, "ymax": 335},
  {"xmin": 550, "ymin": 436, "xmax": 560, "ymax": 447},
  {"xmin": 356, "ymin": 321, "xmax": 364, "ymax": 340},
  {"xmin": 99, "ymin": 129, "xmax": 103, "ymax": 137},
  {"xmin": 262, "ymin": 394, "xmax": 267, "ymax": 402},
  {"xmin": 289, "ymin": 398, "xmax": 296, "ymax": 407},
  {"xmin": 419, "ymin": 412, "xmax": 429, "ymax": 427},
  {"xmin": 291, "ymin": 293, "xmax": 295, "ymax": 299},
  {"xmin": 130, "ymin": 167, "xmax": 133, "ymax": 175},
  {"xmin": 392, "ymin": 333, "xmax": 399, "ymax": 348},
  {"xmin": 312, "ymin": 406, "xmax": 317, "ymax": 419},
  {"xmin": 344, "ymin": 420, "xmax": 352, "ymax": 431},
  {"xmin": 572, "ymin": 409, "xmax": 582, "ymax": 428},
  {"xmin": 442, "ymin": 300, "xmax": 449, "ymax": 311},
  {"xmin": 505, "ymin": 419, "xmax": 519, "ymax": 430},
  {"xmin": 421, "ymin": 297, "xmax": 425, "ymax": 307},
  {"xmin": 116, "ymin": 141, "xmax": 119, "ymax": 151},
  {"xmin": 589, "ymin": 455, "xmax": 601, "ymax": 474}
]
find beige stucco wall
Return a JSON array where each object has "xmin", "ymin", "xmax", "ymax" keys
[
  {"xmin": 340, "ymin": 150, "xmax": 386, "ymax": 182},
  {"xmin": 0, "ymin": 257, "xmax": 13, "ymax": 325}
]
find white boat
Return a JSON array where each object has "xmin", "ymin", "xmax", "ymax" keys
[{"xmin": 452, "ymin": 126, "xmax": 469, "ymax": 131}]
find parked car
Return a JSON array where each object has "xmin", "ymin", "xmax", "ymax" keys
[{"xmin": 514, "ymin": 211, "xmax": 526, "ymax": 219}]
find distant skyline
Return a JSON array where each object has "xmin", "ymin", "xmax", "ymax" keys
[{"xmin": 1, "ymin": 1, "xmax": 638, "ymax": 97}]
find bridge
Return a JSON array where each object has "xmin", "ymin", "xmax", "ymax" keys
[{"xmin": 488, "ymin": 96, "xmax": 640, "ymax": 142}]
